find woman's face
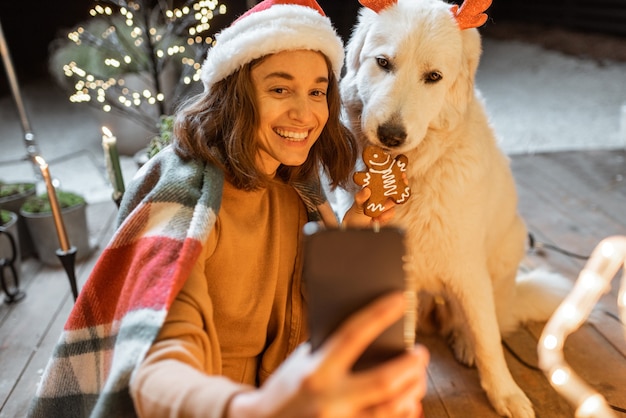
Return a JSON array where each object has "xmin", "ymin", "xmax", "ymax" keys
[{"xmin": 251, "ymin": 49, "xmax": 330, "ymax": 176}]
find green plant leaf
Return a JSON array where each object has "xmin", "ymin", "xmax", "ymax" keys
[{"xmin": 21, "ymin": 191, "xmax": 86, "ymax": 214}]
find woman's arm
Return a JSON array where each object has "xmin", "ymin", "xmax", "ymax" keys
[{"xmin": 130, "ymin": 243, "xmax": 250, "ymax": 418}]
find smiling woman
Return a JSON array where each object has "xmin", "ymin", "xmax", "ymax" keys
[{"xmin": 27, "ymin": 1, "xmax": 429, "ymax": 418}]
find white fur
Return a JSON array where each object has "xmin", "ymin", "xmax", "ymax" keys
[{"xmin": 340, "ymin": 1, "xmax": 571, "ymax": 417}]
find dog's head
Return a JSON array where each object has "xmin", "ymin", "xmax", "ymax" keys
[{"xmin": 341, "ymin": 0, "xmax": 485, "ymax": 153}]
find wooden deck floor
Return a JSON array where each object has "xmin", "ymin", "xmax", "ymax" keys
[{"xmin": 1, "ymin": 149, "xmax": 625, "ymax": 418}]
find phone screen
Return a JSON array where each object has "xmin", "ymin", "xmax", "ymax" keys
[{"xmin": 302, "ymin": 224, "xmax": 414, "ymax": 371}]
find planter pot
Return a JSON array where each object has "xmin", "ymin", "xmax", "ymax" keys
[
  {"xmin": 0, "ymin": 210, "xmax": 25, "ymax": 303},
  {"xmin": 0, "ymin": 184, "xmax": 36, "ymax": 259},
  {"xmin": 20, "ymin": 203, "xmax": 92, "ymax": 267}
]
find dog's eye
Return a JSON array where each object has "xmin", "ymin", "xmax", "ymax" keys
[
  {"xmin": 424, "ymin": 71, "xmax": 442, "ymax": 83},
  {"xmin": 376, "ymin": 56, "xmax": 391, "ymax": 71}
]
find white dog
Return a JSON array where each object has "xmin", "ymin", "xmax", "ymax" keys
[{"xmin": 339, "ymin": 0, "xmax": 570, "ymax": 417}]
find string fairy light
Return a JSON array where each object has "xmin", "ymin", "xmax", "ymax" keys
[
  {"xmin": 52, "ymin": 0, "xmax": 227, "ymax": 130},
  {"xmin": 538, "ymin": 235, "xmax": 626, "ymax": 418}
]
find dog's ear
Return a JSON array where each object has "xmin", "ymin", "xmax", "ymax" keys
[
  {"xmin": 341, "ymin": 8, "xmax": 375, "ymax": 115},
  {"xmin": 436, "ymin": 28, "xmax": 482, "ymax": 130},
  {"xmin": 344, "ymin": 8, "xmax": 375, "ymax": 73},
  {"xmin": 459, "ymin": 28, "xmax": 482, "ymax": 89}
]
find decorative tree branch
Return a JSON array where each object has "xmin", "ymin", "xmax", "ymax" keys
[{"xmin": 49, "ymin": 0, "xmax": 228, "ymax": 132}]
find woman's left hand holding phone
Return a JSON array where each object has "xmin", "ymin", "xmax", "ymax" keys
[{"xmin": 226, "ymin": 292, "xmax": 429, "ymax": 418}]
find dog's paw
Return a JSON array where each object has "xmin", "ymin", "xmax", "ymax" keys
[
  {"xmin": 448, "ymin": 330, "xmax": 476, "ymax": 367},
  {"xmin": 488, "ymin": 389, "xmax": 535, "ymax": 418}
]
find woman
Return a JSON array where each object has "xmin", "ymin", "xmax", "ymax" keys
[{"xmin": 28, "ymin": 1, "xmax": 428, "ymax": 417}]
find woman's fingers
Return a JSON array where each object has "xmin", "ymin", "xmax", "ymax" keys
[
  {"xmin": 344, "ymin": 188, "xmax": 398, "ymax": 228},
  {"xmin": 353, "ymin": 187, "xmax": 371, "ymax": 214},
  {"xmin": 315, "ymin": 292, "xmax": 406, "ymax": 374},
  {"xmin": 342, "ymin": 344, "xmax": 429, "ymax": 410},
  {"xmin": 371, "ymin": 200, "xmax": 396, "ymax": 226}
]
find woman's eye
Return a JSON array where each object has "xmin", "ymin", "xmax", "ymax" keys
[
  {"xmin": 425, "ymin": 71, "xmax": 442, "ymax": 83},
  {"xmin": 311, "ymin": 89, "xmax": 327, "ymax": 97},
  {"xmin": 272, "ymin": 87, "xmax": 285, "ymax": 94}
]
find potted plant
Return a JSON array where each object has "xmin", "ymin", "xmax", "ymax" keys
[
  {"xmin": 0, "ymin": 209, "xmax": 25, "ymax": 303},
  {"xmin": 0, "ymin": 181, "xmax": 36, "ymax": 258},
  {"xmin": 134, "ymin": 114, "xmax": 175, "ymax": 167},
  {"xmin": 20, "ymin": 190, "xmax": 92, "ymax": 267}
]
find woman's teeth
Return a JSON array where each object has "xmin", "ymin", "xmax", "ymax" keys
[{"xmin": 275, "ymin": 128, "xmax": 307, "ymax": 141}]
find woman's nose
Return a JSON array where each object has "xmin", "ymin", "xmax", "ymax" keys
[{"xmin": 288, "ymin": 95, "xmax": 312, "ymax": 122}]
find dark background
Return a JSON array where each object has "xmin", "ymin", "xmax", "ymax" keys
[{"xmin": 1, "ymin": 0, "xmax": 625, "ymax": 97}]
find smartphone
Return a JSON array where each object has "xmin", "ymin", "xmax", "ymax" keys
[{"xmin": 302, "ymin": 223, "xmax": 415, "ymax": 371}]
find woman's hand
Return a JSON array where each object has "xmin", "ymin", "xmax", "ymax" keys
[
  {"xmin": 341, "ymin": 187, "xmax": 397, "ymax": 228},
  {"xmin": 227, "ymin": 292, "xmax": 429, "ymax": 418}
]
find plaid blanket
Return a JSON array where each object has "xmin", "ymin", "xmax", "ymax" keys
[{"xmin": 28, "ymin": 147, "xmax": 327, "ymax": 418}]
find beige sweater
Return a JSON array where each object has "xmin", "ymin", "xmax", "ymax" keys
[{"xmin": 130, "ymin": 178, "xmax": 309, "ymax": 418}]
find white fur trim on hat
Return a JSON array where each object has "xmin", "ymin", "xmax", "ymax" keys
[{"xmin": 200, "ymin": 3, "xmax": 344, "ymax": 90}]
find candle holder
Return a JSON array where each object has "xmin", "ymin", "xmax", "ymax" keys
[
  {"xmin": 112, "ymin": 191, "xmax": 123, "ymax": 209},
  {"xmin": 57, "ymin": 246, "xmax": 78, "ymax": 301},
  {"xmin": 0, "ymin": 229, "xmax": 26, "ymax": 304},
  {"xmin": 33, "ymin": 156, "xmax": 79, "ymax": 301}
]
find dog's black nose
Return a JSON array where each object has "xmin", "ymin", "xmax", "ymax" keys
[{"xmin": 377, "ymin": 121, "xmax": 406, "ymax": 148}]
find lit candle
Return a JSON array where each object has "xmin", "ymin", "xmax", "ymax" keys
[
  {"xmin": 102, "ymin": 126, "xmax": 125, "ymax": 199},
  {"xmin": 35, "ymin": 156, "xmax": 70, "ymax": 252}
]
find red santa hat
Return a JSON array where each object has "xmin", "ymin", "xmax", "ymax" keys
[{"xmin": 201, "ymin": 0, "xmax": 344, "ymax": 90}]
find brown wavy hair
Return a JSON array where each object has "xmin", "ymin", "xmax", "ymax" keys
[{"xmin": 172, "ymin": 52, "xmax": 358, "ymax": 191}]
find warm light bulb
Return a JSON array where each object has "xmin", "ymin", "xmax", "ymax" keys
[
  {"xmin": 600, "ymin": 241, "xmax": 615, "ymax": 258},
  {"xmin": 551, "ymin": 368, "xmax": 569, "ymax": 386},
  {"xmin": 577, "ymin": 394, "xmax": 604, "ymax": 417},
  {"xmin": 543, "ymin": 334, "xmax": 558, "ymax": 350}
]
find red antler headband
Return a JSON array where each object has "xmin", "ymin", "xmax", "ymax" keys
[
  {"xmin": 451, "ymin": 0, "xmax": 492, "ymax": 29},
  {"xmin": 359, "ymin": 0, "xmax": 492, "ymax": 30}
]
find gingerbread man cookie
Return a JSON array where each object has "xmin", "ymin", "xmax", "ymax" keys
[{"xmin": 353, "ymin": 145, "xmax": 411, "ymax": 217}]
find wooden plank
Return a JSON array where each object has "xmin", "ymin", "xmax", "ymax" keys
[
  {"xmin": 0, "ymin": 292, "xmax": 74, "ymax": 418},
  {"xmin": 420, "ymin": 334, "xmax": 500, "ymax": 417},
  {"xmin": 0, "ymin": 261, "xmax": 82, "ymax": 405},
  {"xmin": 0, "ymin": 201, "xmax": 116, "ymax": 414},
  {"xmin": 3, "ymin": 291, "xmax": 74, "ymax": 416},
  {"xmin": 512, "ymin": 153, "xmax": 625, "ymax": 296},
  {"xmin": 0, "ymin": 259, "xmax": 42, "ymax": 326},
  {"xmin": 515, "ymin": 152, "xmax": 625, "ymax": 302},
  {"xmin": 422, "ymin": 370, "xmax": 450, "ymax": 418},
  {"xmin": 514, "ymin": 151, "xmax": 626, "ymax": 230},
  {"xmin": 513, "ymin": 157, "xmax": 625, "ymax": 242}
]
